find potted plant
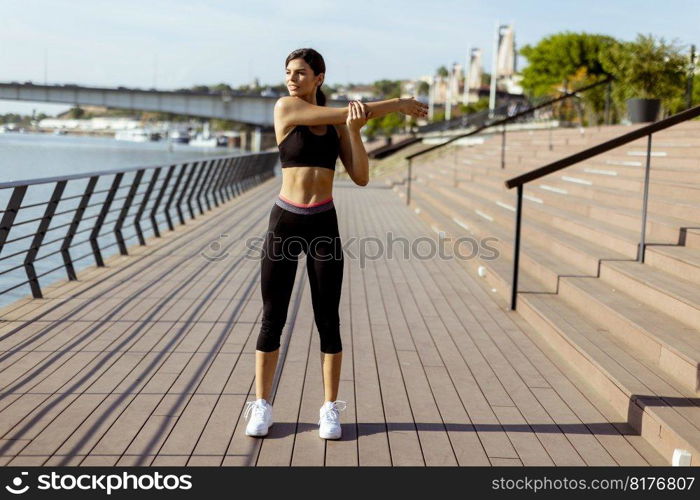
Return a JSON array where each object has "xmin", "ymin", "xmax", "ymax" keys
[{"xmin": 601, "ymin": 34, "xmax": 687, "ymax": 123}]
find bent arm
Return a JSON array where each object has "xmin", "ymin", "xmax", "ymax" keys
[
  {"xmin": 336, "ymin": 123, "xmax": 369, "ymax": 186},
  {"xmin": 347, "ymin": 129, "xmax": 369, "ymax": 186},
  {"xmin": 275, "ymin": 96, "xmax": 349, "ymax": 127}
]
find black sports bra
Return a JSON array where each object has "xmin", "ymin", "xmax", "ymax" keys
[{"xmin": 278, "ymin": 124, "xmax": 340, "ymax": 170}]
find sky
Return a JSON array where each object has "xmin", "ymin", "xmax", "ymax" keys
[{"xmin": 1, "ymin": 0, "xmax": 698, "ymax": 115}]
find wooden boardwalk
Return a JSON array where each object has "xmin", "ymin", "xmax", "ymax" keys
[{"xmin": 0, "ymin": 175, "xmax": 667, "ymax": 466}]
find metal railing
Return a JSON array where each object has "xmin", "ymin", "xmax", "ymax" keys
[
  {"xmin": 0, "ymin": 151, "xmax": 278, "ymax": 302},
  {"xmin": 402, "ymin": 78, "xmax": 613, "ymax": 205},
  {"xmin": 416, "ymin": 103, "xmax": 511, "ymax": 134},
  {"xmin": 504, "ymin": 104, "xmax": 700, "ymax": 310}
]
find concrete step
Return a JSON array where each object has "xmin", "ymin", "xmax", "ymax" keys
[
  {"xmin": 687, "ymin": 229, "xmax": 700, "ymax": 250},
  {"xmin": 423, "ymin": 172, "xmax": 643, "ymax": 257},
  {"xmin": 599, "ymin": 260, "xmax": 700, "ymax": 330},
  {"xmin": 407, "ymin": 180, "xmax": 587, "ymax": 294},
  {"xmin": 557, "ymin": 275, "xmax": 700, "ymax": 394},
  {"xmin": 448, "ymin": 162, "xmax": 700, "ymax": 224},
  {"xmin": 645, "ymin": 246, "xmax": 700, "ymax": 285},
  {"xmin": 427, "ymin": 158, "xmax": 700, "ymax": 220},
  {"xmin": 425, "ymin": 166, "xmax": 696, "ymax": 242},
  {"xmin": 520, "ymin": 292, "xmax": 700, "ymax": 466},
  {"xmin": 419, "ymin": 173, "xmax": 700, "ymax": 331}
]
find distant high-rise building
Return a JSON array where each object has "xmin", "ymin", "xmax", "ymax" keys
[
  {"xmin": 466, "ymin": 48, "xmax": 483, "ymax": 90},
  {"xmin": 496, "ymin": 24, "xmax": 516, "ymax": 79}
]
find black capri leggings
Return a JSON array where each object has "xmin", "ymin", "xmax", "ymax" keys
[{"xmin": 256, "ymin": 195, "xmax": 344, "ymax": 354}]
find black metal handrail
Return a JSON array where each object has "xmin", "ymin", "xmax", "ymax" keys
[
  {"xmin": 504, "ymin": 103, "xmax": 700, "ymax": 310},
  {"xmin": 415, "ymin": 103, "xmax": 510, "ymax": 134},
  {"xmin": 0, "ymin": 151, "xmax": 278, "ymax": 302},
  {"xmin": 401, "ymin": 77, "xmax": 613, "ymax": 205}
]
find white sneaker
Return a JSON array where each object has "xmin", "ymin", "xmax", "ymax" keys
[
  {"xmin": 318, "ymin": 400, "xmax": 347, "ymax": 440},
  {"xmin": 244, "ymin": 398, "xmax": 273, "ymax": 437}
]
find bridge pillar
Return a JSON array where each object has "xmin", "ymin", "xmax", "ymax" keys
[{"xmin": 252, "ymin": 127, "xmax": 262, "ymax": 152}]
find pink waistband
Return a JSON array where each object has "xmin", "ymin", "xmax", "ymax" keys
[{"xmin": 278, "ymin": 193, "xmax": 333, "ymax": 208}]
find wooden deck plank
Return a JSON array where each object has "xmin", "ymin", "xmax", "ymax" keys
[
  {"xmin": 253, "ymin": 267, "xmax": 314, "ymax": 466},
  {"xmin": 363, "ymin": 189, "xmax": 519, "ymax": 461},
  {"xmin": 407, "ymin": 247, "xmax": 590, "ymax": 466},
  {"xmin": 325, "ymin": 236, "xmax": 359, "ymax": 466},
  {"xmin": 115, "ymin": 266, "xmax": 263, "ymax": 466},
  {"xmin": 356, "ymin": 198, "xmax": 425, "ymax": 466},
  {"xmin": 343, "ymin": 191, "xmax": 391, "ymax": 466},
  {"xmin": 0, "ymin": 188, "xmax": 276, "ymax": 464},
  {"xmin": 362, "ymin": 198, "xmax": 459, "ymax": 466},
  {"xmin": 409, "ymin": 203, "xmax": 663, "ymax": 466}
]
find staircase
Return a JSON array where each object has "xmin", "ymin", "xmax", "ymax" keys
[{"xmin": 382, "ymin": 121, "xmax": 700, "ymax": 466}]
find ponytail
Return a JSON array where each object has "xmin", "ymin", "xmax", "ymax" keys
[{"xmin": 316, "ymin": 86, "xmax": 326, "ymax": 106}]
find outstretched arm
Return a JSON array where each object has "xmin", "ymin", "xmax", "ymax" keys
[
  {"xmin": 274, "ymin": 96, "xmax": 349, "ymax": 127},
  {"xmin": 275, "ymin": 96, "xmax": 428, "ymax": 128},
  {"xmin": 364, "ymin": 97, "xmax": 428, "ymax": 120}
]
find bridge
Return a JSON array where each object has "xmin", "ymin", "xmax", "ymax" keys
[
  {"xmin": 0, "ymin": 81, "xmax": 349, "ymax": 128},
  {"xmin": 0, "ymin": 95, "xmax": 698, "ymax": 467}
]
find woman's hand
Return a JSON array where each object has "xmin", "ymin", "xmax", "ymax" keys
[
  {"xmin": 398, "ymin": 97, "xmax": 428, "ymax": 118},
  {"xmin": 346, "ymin": 100, "xmax": 372, "ymax": 133}
]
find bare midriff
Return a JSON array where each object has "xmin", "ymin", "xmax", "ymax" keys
[
  {"xmin": 279, "ymin": 167, "xmax": 334, "ymax": 205},
  {"xmin": 276, "ymin": 124, "xmax": 335, "ymax": 206}
]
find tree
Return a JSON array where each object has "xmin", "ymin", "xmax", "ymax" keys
[
  {"xmin": 372, "ymin": 79, "xmax": 402, "ymax": 99},
  {"xmin": 600, "ymin": 34, "xmax": 687, "ymax": 113},
  {"xmin": 364, "ymin": 110, "xmax": 405, "ymax": 140},
  {"xmin": 417, "ymin": 81, "xmax": 430, "ymax": 96},
  {"xmin": 458, "ymin": 97, "xmax": 489, "ymax": 115},
  {"xmin": 519, "ymin": 32, "xmax": 616, "ymax": 97},
  {"xmin": 211, "ymin": 83, "xmax": 233, "ymax": 93},
  {"xmin": 67, "ymin": 106, "xmax": 85, "ymax": 119},
  {"xmin": 436, "ymin": 66, "xmax": 449, "ymax": 78}
]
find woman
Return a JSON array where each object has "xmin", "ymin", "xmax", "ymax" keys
[{"xmin": 244, "ymin": 48, "xmax": 428, "ymax": 440}]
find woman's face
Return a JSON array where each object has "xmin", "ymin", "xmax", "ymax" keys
[{"xmin": 285, "ymin": 58, "xmax": 323, "ymax": 98}]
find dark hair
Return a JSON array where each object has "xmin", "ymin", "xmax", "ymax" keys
[{"xmin": 285, "ymin": 48, "xmax": 326, "ymax": 106}]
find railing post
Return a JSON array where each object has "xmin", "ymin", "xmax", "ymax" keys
[
  {"xmin": 209, "ymin": 159, "xmax": 226, "ymax": 208},
  {"xmin": 164, "ymin": 163, "xmax": 188, "ymax": 231},
  {"xmin": 638, "ymin": 134, "xmax": 653, "ymax": 263},
  {"xmin": 187, "ymin": 162, "xmax": 207, "ymax": 218},
  {"xmin": 24, "ymin": 181, "xmax": 66, "ymax": 298},
  {"xmin": 240, "ymin": 154, "xmax": 254, "ymax": 192},
  {"xmin": 195, "ymin": 161, "xmax": 215, "ymax": 214},
  {"xmin": 211, "ymin": 158, "xmax": 231, "ymax": 205},
  {"xmin": 114, "ymin": 169, "xmax": 144, "ymax": 255},
  {"xmin": 90, "ymin": 173, "xmax": 123, "ymax": 267},
  {"xmin": 406, "ymin": 157, "xmax": 412, "ymax": 206},
  {"xmin": 202, "ymin": 159, "xmax": 221, "ymax": 211},
  {"xmin": 134, "ymin": 168, "xmax": 159, "ymax": 245},
  {"xmin": 62, "ymin": 176, "xmax": 97, "ymax": 279},
  {"xmin": 150, "ymin": 165, "xmax": 175, "ymax": 237},
  {"xmin": 176, "ymin": 162, "xmax": 198, "ymax": 225},
  {"xmin": 232, "ymin": 155, "xmax": 247, "ymax": 193},
  {"xmin": 219, "ymin": 158, "xmax": 235, "ymax": 201},
  {"xmin": 501, "ymin": 123, "xmax": 507, "ymax": 169},
  {"xmin": 510, "ymin": 184, "xmax": 523, "ymax": 310},
  {"xmin": 0, "ymin": 186, "xmax": 27, "ymax": 258}
]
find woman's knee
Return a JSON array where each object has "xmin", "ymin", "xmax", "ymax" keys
[
  {"xmin": 257, "ymin": 317, "xmax": 284, "ymax": 352},
  {"xmin": 318, "ymin": 321, "xmax": 342, "ymax": 354}
]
